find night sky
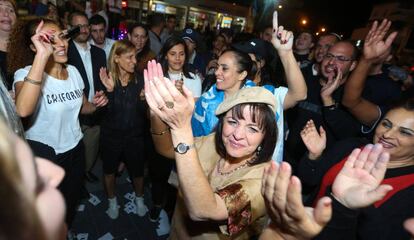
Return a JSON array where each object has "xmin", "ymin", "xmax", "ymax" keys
[
  {"xmin": 301, "ymin": 0, "xmax": 377, "ymax": 37},
  {"xmin": 222, "ymin": 0, "xmax": 391, "ymax": 37}
]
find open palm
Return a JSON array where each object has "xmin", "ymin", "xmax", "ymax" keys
[
  {"xmin": 301, "ymin": 120, "xmax": 326, "ymax": 159},
  {"xmin": 99, "ymin": 67, "xmax": 114, "ymax": 92},
  {"xmin": 364, "ymin": 19, "xmax": 398, "ymax": 61},
  {"xmin": 332, "ymin": 144, "xmax": 392, "ymax": 209}
]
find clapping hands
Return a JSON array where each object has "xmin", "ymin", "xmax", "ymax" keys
[
  {"xmin": 261, "ymin": 162, "xmax": 332, "ymax": 239},
  {"xmin": 332, "ymin": 144, "xmax": 392, "ymax": 209},
  {"xmin": 363, "ymin": 19, "xmax": 398, "ymax": 63},
  {"xmin": 144, "ymin": 60, "xmax": 195, "ymax": 130},
  {"xmin": 301, "ymin": 120, "xmax": 326, "ymax": 160}
]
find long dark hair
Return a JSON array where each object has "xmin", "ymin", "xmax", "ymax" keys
[
  {"xmin": 214, "ymin": 103, "xmax": 277, "ymax": 165},
  {"xmin": 221, "ymin": 49, "xmax": 253, "ymax": 88},
  {"xmin": 158, "ymin": 36, "xmax": 194, "ymax": 79},
  {"xmin": 128, "ymin": 23, "xmax": 151, "ymax": 59},
  {"xmin": 7, "ymin": 17, "xmax": 61, "ymax": 76}
]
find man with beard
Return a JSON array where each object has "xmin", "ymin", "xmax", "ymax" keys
[
  {"xmin": 89, "ymin": 14, "xmax": 115, "ymax": 60},
  {"xmin": 310, "ymin": 33, "xmax": 341, "ymax": 76},
  {"xmin": 285, "ymin": 41, "xmax": 361, "ymax": 174},
  {"xmin": 67, "ymin": 11, "xmax": 106, "ymax": 183}
]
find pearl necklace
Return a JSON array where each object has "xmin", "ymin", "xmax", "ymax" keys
[{"xmin": 216, "ymin": 158, "xmax": 251, "ymax": 176}]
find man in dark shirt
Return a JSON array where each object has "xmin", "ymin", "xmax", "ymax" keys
[
  {"xmin": 286, "ymin": 41, "xmax": 361, "ymax": 167},
  {"xmin": 294, "ymin": 31, "xmax": 315, "ymax": 69}
]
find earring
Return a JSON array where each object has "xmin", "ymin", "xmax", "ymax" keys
[{"xmin": 257, "ymin": 146, "xmax": 262, "ymax": 152}]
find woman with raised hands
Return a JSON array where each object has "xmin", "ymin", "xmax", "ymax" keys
[
  {"xmin": 11, "ymin": 18, "xmax": 107, "ymax": 228},
  {"xmin": 145, "ymin": 59, "xmax": 278, "ymax": 239},
  {"xmin": 297, "ymin": 98, "xmax": 414, "ymax": 239},
  {"xmin": 192, "ymin": 11, "xmax": 306, "ymax": 163},
  {"xmin": 259, "ymin": 143, "xmax": 391, "ymax": 240},
  {"xmin": 98, "ymin": 39, "xmax": 149, "ymax": 219}
]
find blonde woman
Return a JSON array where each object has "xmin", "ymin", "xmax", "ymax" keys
[{"xmin": 99, "ymin": 39, "xmax": 149, "ymax": 219}]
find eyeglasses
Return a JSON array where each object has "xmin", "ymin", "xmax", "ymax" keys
[
  {"xmin": 324, "ymin": 53, "xmax": 353, "ymax": 62},
  {"xmin": 76, "ymin": 24, "xmax": 90, "ymax": 29}
]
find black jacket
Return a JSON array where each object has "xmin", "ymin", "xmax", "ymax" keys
[{"xmin": 67, "ymin": 40, "xmax": 107, "ymax": 126}]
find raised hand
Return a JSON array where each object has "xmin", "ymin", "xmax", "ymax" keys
[
  {"xmin": 99, "ymin": 67, "xmax": 114, "ymax": 92},
  {"xmin": 261, "ymin": 162, "xmax": 332, "ymax": 239},
  {"xmin": 363, "ymin": 19, "xmax": 398, "ymax": 61},
  {"xmin": 31, "ymin": 20, "xmax": 54, "ymax": 57},
  {"xmin": 332, "ymin": 144, "xmax": 392, "ymax": 209},
  {"xmin": 270, "ymin": 11, "xmax": 294, "ymax": 53},
  {"xmin": 301, "ymin": 120, "xmax": 326, "ymax": 160},
  {"xmin": 92, "ymin": 90, "xmax": 108, "ymax": 107},
  {"xmin": 320, "ymin": 67, "xmax": 342, "ymax": 105},
  {"xmin": 144, "ymin": 60, "xmax": 195, "ymax": 130}
]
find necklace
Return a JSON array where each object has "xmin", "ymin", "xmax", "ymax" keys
[{"xmin": 216, "ymin": 158, "xmax": 250, "ymax": 176}]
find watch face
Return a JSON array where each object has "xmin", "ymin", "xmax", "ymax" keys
[{"xmin": 177, "ymin": 143, "xmax": 188, "ymax": 153}]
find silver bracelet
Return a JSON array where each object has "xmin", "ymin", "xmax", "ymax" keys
[{"xmin": 24, "ymin": 76, "xmax": 42, "ymax": 86}]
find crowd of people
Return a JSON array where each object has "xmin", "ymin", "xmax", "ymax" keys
[{"xmin": 0, "ymin": 0, "xmax": 414, "ymax": 239}]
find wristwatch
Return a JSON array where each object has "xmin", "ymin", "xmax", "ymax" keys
[{"xmin": 174, "ymin": 143, "xmax": 195, "ymax": 154}]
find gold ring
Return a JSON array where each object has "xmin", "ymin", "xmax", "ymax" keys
[{"xmin": 165, "ymin": 101, "xmax": 174, "ymax": 109}]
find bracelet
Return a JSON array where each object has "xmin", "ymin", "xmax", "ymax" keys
[
  {"xmin": 324, "ymin": 102, "xmax": 338, "ymax": 110},
  {"xmin": 24, "ymin": 76, "xmax": 42, "ymax": 86},
  {"xmin": 150, "ymin": 127, "xmax": 170, "ymax": 135}
]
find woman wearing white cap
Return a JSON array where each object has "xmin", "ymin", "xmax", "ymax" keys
[{"xmin": 144, "ymin": 59, "xmax": 277, "ymax": 239}]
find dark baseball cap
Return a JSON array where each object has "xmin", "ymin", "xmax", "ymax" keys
[
  {"xmin": 232, "ymin": 38, "xmax": 267, "ymax": 60},
  {"xmin": 181, "ymin": 28, "xmax": 200, "ymax": 43}
]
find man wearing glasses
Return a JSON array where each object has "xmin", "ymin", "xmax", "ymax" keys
[
  {"xmin": 285, "ymin": 41, "xmax": 361, "ymax": 170},
  {"xmin": 67, "ymin": 11, "xmax": 107, "ymax": 184}
]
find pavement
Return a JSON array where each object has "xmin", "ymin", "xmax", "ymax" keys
[{"xmin": 70, "ymin": 160, "xmax": 170, "ymax": 240}]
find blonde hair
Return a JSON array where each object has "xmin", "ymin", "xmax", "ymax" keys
[
  {"xmin": 108, "ymin": 39, "xmax": 136, "ymax": 86},
  {"xmin": 0, "ymin": 120, "xmax": 46, "ymax": 240}
]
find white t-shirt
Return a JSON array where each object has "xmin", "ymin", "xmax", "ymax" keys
[
  {"xmin": 271, "ymin": 86, "xmax": 288, "ymax": 163},
  {"xmin": 14, "ymin": 65, "xmax": 84, "ymax": 154},
  {"xmin": 168, "ymin": 72, "xmax": 202, "ymax": 98}
]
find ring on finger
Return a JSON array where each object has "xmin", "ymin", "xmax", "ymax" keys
[
  {"xmin": 166, "ymin": 101, "xmax": 174, "ymax": 109},
  {"xmin": 158, "ymin": 105, "xmax": 164, "ymax": 110}
]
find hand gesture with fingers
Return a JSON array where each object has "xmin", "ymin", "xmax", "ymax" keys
[
  {"xmin": 301, "ymin": 120, "xmax": 326, "ymax": 160},
  {"xmin": 261, "ymin": 162, "xmax": 332, "ymax": 239},
  {"xmin": 92, "ymin": 90, "xmax": 108, "ymax": 108},
  {"xmin": 31, "ymin": 20, "xmax": 54, "ymax": 58},
  {"xmin": 99, "ymin": 67, "xmax": 114, "ymax": 92},
  {"xmin": 364, "ymin": 19, "xmax": 398, "ymax": 61},
  {"xmin": 321, "ymin": 67, "xmax": 342, "ymax": 100},
  {"xmin": 271, "ymin": 11, "xmax": 294, "ymax": 53},
  {"xmin": 332, "ymin": 144, "xmax": 392, "ymax": 209},
  {"xmin": 144, "ymin": 60, "xmax": 195, "ymax": 130}
]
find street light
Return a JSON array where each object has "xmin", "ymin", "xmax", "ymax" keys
[
  {"xmin": 301, "ymin": 19, "xmax": 307, "ymax": 25},
  {"xmin": 278, "ymin": 4, "xmax": 283, "ymax": 9},
  {"xmin": 321, "ymin": 27, "xmax": 326, "ymax": 32}
]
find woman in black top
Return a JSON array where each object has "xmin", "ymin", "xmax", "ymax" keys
[
  {"xmin": 99, "ymin": 39, "xmax": 149, "ymax": 219},
  {"xmin": 298, "ymin": 98, "xmax": 414, "ymax": 239}
]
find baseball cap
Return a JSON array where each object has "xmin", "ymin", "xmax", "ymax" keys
[
  {"xmin": 181, "ymin": 28, "xmax": 199, "ymax": 43},
  {"xmin": 232, "ymin": 38, "xmax": 267, "ymax": 60},
  {"xmin": 215, "ymin": 87, "xmax": 277, "ymax": 115}
]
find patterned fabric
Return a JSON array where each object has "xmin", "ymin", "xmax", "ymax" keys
[
  {"xmin": 216, "ymin": 183, "xmax": 252, "ymax": 236},
  {"xmin": 169, "ymin": 134, "xmax": 267, "ymax": 240}
]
